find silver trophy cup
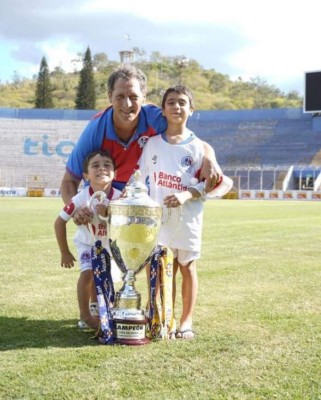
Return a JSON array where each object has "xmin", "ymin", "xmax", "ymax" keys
[{"xmin": 107, "ymin": 171, "xmax": 162, "ymax": 345}]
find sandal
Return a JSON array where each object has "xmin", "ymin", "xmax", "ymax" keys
[
  {"xmin": 176, "ymin": 329, "xmax": 196, "ymax": 339},
  {"xmin": 168, "ymin": 331, "xmax": 176, "ymax": 340}
]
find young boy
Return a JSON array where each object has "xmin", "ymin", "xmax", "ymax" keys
[
  {"xmin": 54, "ymin": 150, "xmax": 121, "ymax": 329},
  {"xmin": 137, "ymin": 85, "xmax": 232, "ymax": 339}
]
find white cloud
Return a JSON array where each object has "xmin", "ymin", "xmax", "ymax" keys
[
  {"xmin": 1, "ymin": 0, "xmax": 321, "ymax": 93},
  {"xmin": 40, "ymin": 41, "xmax": 82, "ymax": 74}
]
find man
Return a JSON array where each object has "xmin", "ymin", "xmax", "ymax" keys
[{"xmin": 61, "ymin": 65, "xmax": 219, "ymax": 217}]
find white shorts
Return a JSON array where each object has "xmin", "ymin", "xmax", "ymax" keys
[
  {"xmin": 171, "ymin": 248, "xmax": 200, "ymax": 266},
  {"xmin": 77, "ymin": 245, "xmax": 122, "ymax": 283}
]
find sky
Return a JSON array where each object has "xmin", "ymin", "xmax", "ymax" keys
[{"xmin": 0, "ymin": 0, "xmax": 320, "ymax": 95}]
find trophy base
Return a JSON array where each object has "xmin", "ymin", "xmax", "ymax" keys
[{"xmin": 113, "ymin": 317, "xmax": 150, "ymax": 346}]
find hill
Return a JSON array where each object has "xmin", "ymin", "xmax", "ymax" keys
[{"xmin": 0, "ymin": 55, "xmax": 303, "ymax": 110}]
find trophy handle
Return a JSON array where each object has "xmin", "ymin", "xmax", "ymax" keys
[
  {"xmin": 109, "ymin": 239, "xmax": 128, "ymax": 274},
  {"xmin": 89, "ymin": 191, "xmax": 108, "ymax": 220},
  {"xmin": 88, "ymin": 191, "xmax": 109, "ymax": 240},
  {"xmin": 134, "ymin": 249, "xmax": 156, "ymax": 276}
]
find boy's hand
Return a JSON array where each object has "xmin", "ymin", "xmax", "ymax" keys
[
  {"xmin": 60, "ymin": 251, "xmax": 76, "ymax": 268},
  {"xmin": 164, "ymin": 192, "xmax": 191, "ymax": 207},
  {"xmin": 203, "ymin": 167, "xmax": 221, "ymax": 193},
  {"xmin": 200, "ymin": 142, "xmax": 222, "ymax": 192}
]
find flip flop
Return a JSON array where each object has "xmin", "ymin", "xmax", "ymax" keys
[
  {"xmin": 176, "ymin": 329, "xmax": 196, "ymax": 339},
  {"xmin": 168, "ymin": 330, "xmax": 177, "ymax": 340}
]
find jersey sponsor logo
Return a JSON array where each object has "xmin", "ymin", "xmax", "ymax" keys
[
  {"xmin": 23, "ymin": 135, "xmax": 75, "ymax": 164},
  {"xmin": 156, "ymin": 172, "xmax": 187, "ymax": 191},
  {"xmin": 97, "ymin": 223, "xmax": 107, "ymax": 237}
]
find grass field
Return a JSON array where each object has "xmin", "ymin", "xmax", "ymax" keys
[{"xmin": 0, "ymin": 198, "xmax": 320, "ymax": 400}]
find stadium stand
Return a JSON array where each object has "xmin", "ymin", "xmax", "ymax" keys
[
  {"xmin": 0, "ymin": 107, "xmax": 320, "ymax": 195},
  {"xmin": 187, "ymin": 108, "xmax": 321, "ymax": 190},
  {"xmin": 188, "ymin": 108, "xmax": 320, "ymax": 167}
]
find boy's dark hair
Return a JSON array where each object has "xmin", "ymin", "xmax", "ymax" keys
[
  {"xmin": 83, "ymin": 150, "xmax": 115, "ymax": 173},
  {"xmin": 161, "ymin": 84, "xmax": 194, "ymax": 109},
  {"xmin": 108, "ymin": 65, "xmax": 147, "ymax": 95}
]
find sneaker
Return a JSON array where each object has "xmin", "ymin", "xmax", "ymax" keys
[{"xmin": 77, "ymin": 320, "xmax": 90, "ymax": 329}]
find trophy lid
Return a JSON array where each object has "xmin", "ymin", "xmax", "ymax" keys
[
  {"xmin": 107, "ymin": 169, "xmax": 162, "ymax": 275},
  {"xmin": 110, "ymin": 170, "xmax": 161, "ymax": 208}
]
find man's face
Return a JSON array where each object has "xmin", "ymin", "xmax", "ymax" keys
[{"xmin": 109, "ymin": 77, "xmax": 146, "ymax": 124}]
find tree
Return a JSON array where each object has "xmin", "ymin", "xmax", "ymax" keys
[
  {"xmin": 75, "ymin": 46, "xmax": 96, "ymax": 110},
  {"xmin": 132, "ymin": 47, "xmax": 146, "ymax": 61},
  {"xmin": 93, "ymin": 52, "xmax": 108, "ymax": 71},
  {"xmin": 208, "ymin": 71, "xmax": 229, "ymax": 93},
  {"xmin": 34, "ymin": 57, "xmax": 53, "ymax": 108},
  {"xmin": 12, "ymin": 71, "xmax": 22, "ymax": 88}
]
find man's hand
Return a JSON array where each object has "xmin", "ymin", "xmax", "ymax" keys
[{"xmin": 73, "ymin": 206, "xmax": 93, "ymax": 226}]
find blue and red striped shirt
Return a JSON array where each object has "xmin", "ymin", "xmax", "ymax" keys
[{"xmin": 66, "ymin": 104, "xmax": 166, "ymax": 190}]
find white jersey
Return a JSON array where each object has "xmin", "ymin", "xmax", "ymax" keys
[
  {"xmin": 138, "ymin": 132, "xmax": 205, "ymax": 252},
  {"xmin": 59, "ymin": 186, "xmax": 121, "ymax": 249}
]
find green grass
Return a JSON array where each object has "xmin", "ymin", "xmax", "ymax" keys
[{"xmin": 0, "ymin": 198, "xmax": 320, "ymax": 399}]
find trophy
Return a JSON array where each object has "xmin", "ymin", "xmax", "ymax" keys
[{"xmin": 107, "ymin": 170, "xmax": 162, "ymax": 345}]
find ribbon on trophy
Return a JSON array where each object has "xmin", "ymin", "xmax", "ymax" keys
[
  {"xmin": 148, "ymin": 246, "xmax": 175, "ymax": 339},
  {"xmin": 91, "ymin": 241, "xmax": 115, "ymax": 344},
  {"xmin": 88, "ymin": 191, "xmax": 115, "ymax": 345}
]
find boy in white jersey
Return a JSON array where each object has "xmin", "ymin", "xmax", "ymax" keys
[
  {"xmin": 54, "ymin": 150, "xmax": 121, "ymax": 330},
  {"xmin": 138, "ymin": 85, "xmax": 231, "ymax": 339}
]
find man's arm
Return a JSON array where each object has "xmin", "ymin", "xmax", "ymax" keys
[
  {"xmin": 200, "ymin": 141, "xmax": 222, "ymax": 193},
  {"xmin": 61, "ymin": 111, "xmax": 105, "ymax": 205},
  {"xmin": 60, "ymin": 171, "xmax": 93, "ymax": 224},
  {"xmin": 60, "ymin": 171, "xmax": 81, "ymax": 205}
]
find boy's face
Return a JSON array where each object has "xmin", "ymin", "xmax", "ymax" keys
[
  {"xmin": 83, "ymin": 154, "xmax": 115, "ymax": 187},
  {"xmin": 162, "ymin": 92, "xmax": 193, "ymax": 125}
]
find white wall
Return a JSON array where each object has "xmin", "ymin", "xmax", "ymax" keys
[{"xmin": 0, "ymin": 118, "xmax": 88, "ymax": 188}]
